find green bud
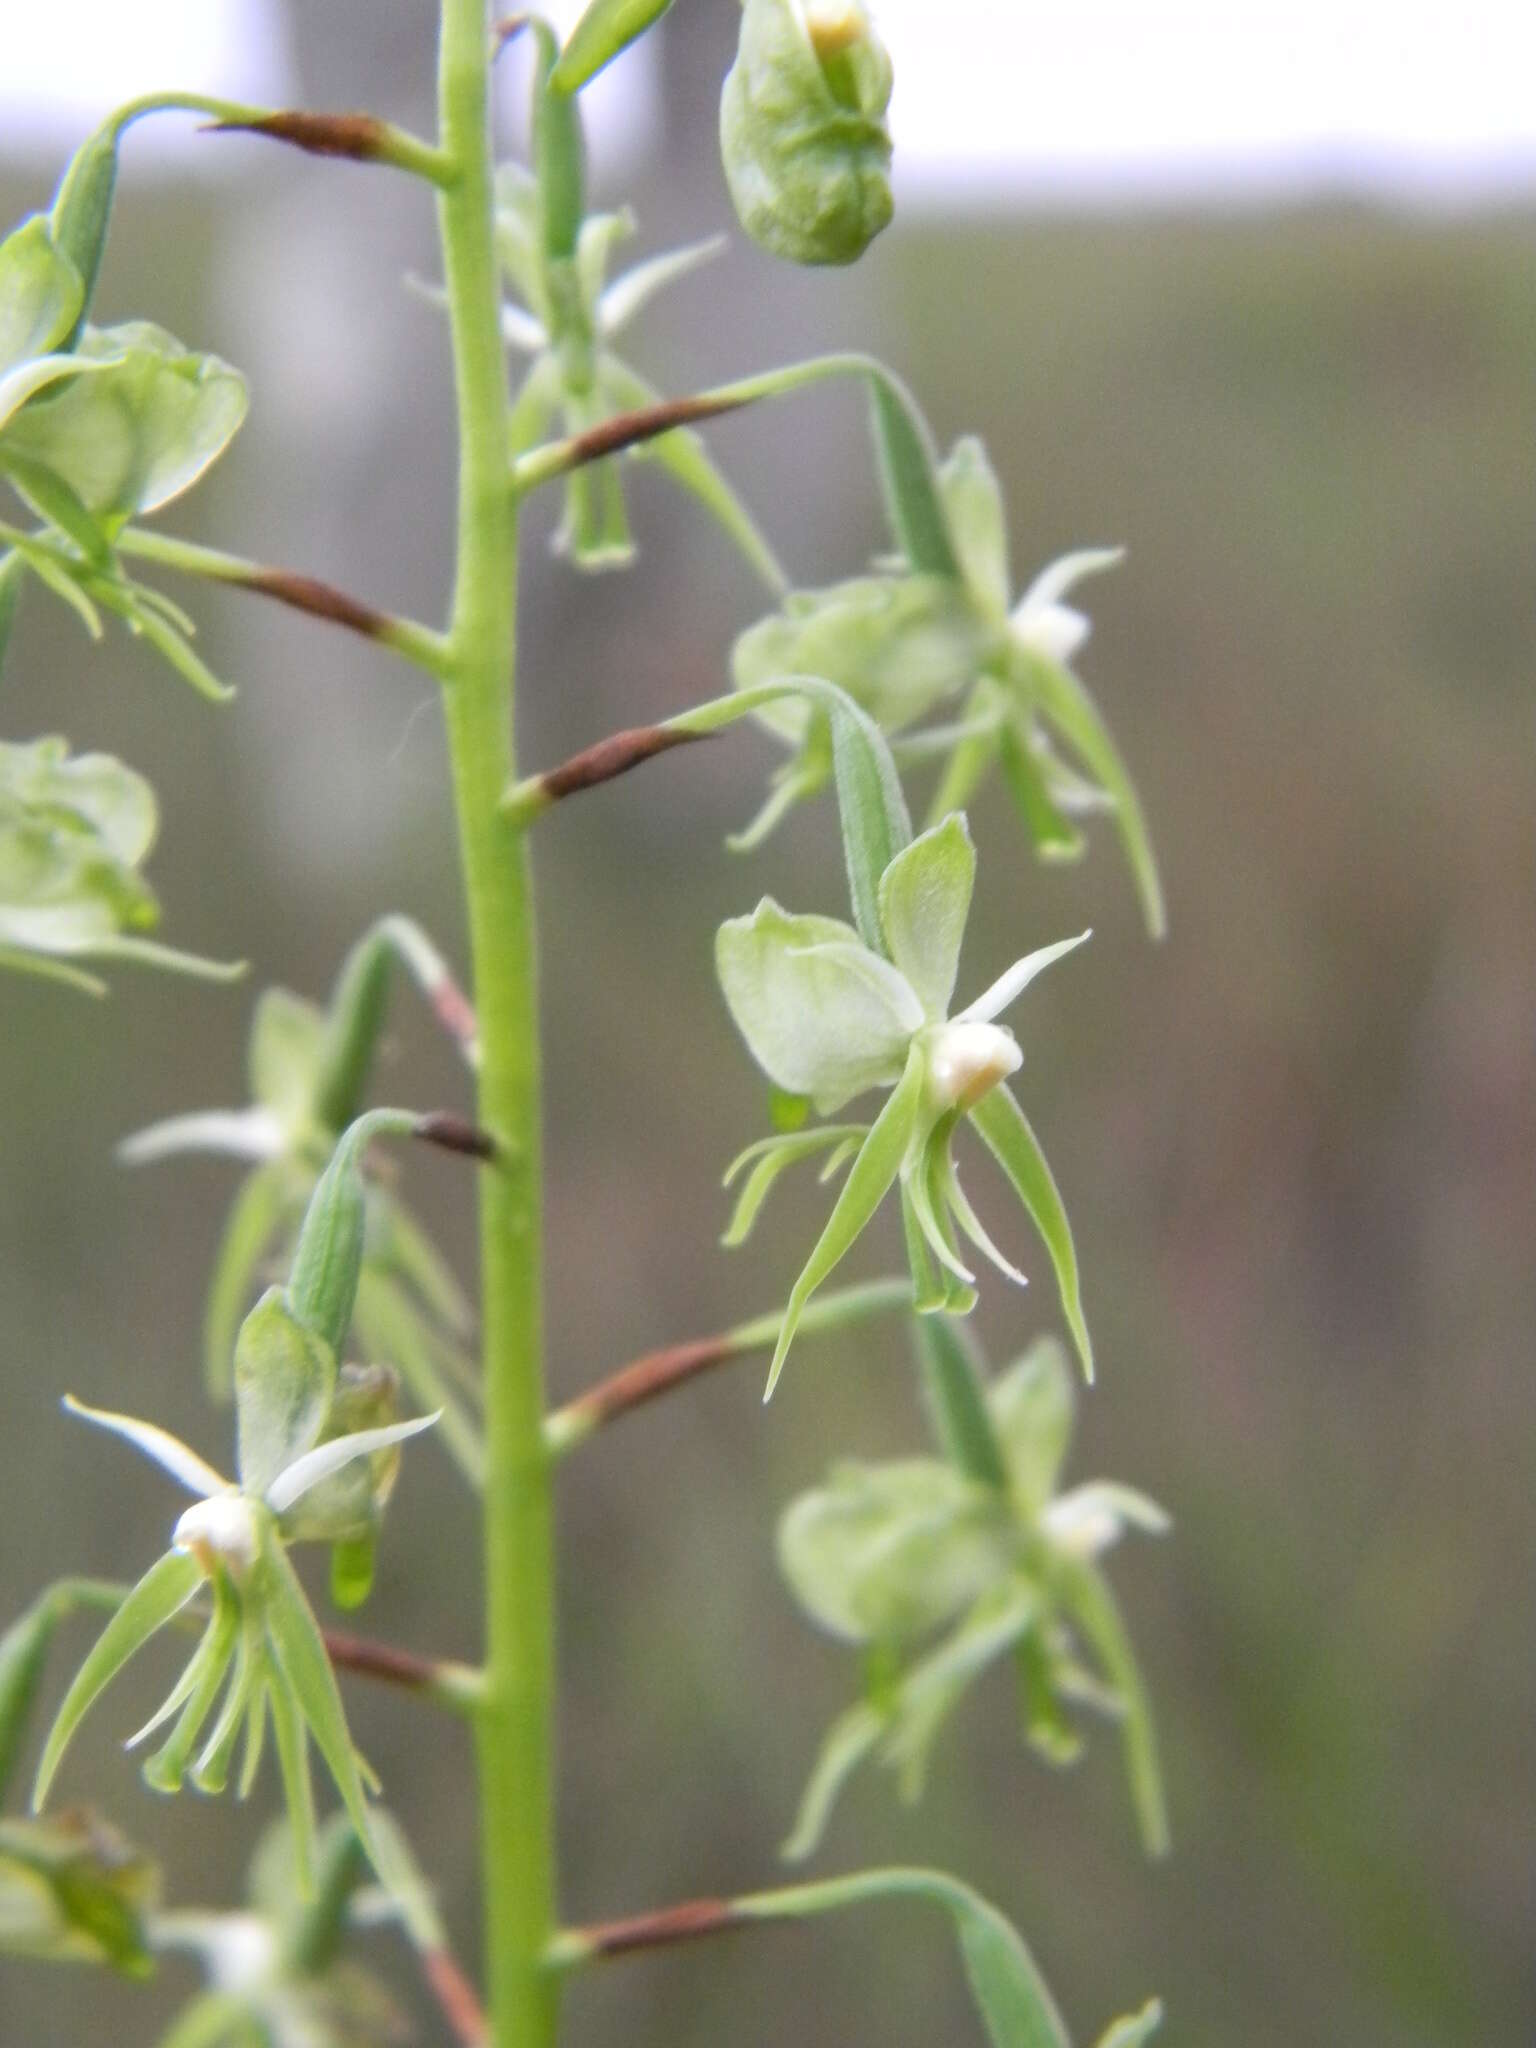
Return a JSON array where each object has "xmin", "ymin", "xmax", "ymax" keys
[
  {"xmin": 311, "ymin": 933, "xmax": 393, "ymax": 1137},
  {"xmin": 721, "ymin": 0, "xmax": 894, "ymax": 266},
  {"xmin": 283, "ymin": 1109, "xmax": 413, "ymax": 1359},
  {"xmin": 531, "ymin": 20, "xmax": 587, "ymax": 264}
]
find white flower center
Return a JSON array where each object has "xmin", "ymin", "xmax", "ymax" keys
[
  {"xmin": 173, "ymin": 1493, "xmax": 260, "ymax": 1580},
  {"xmin": 923, "ymin": 1020, "xmax": 1022, "ymax": 1112}
]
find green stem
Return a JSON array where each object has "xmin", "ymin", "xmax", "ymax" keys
[{"xmin": 435, "ymin": 4, "xmax": 557, "ymax": 2045}]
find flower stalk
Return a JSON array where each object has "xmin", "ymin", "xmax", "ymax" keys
[{"xmin": 434, "ymin": 3, "xmax": 557, "ymax": 2044}]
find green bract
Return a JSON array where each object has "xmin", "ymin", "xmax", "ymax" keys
[
  {"xmin": 720, "ymin": 0, "xmax": 894, "ymax": 266},
  {"xmin": 717, "ymin": 812, "xmax": 1093, "ymax": 1393},
  {"xmin": 0, "ymin": 1811, "xmax": 156, "ymax": 1977},
  {"xmin": 120, "ymin": 923, "xmax": 484, "ymax": 1482},
  {"xmin": 0, "ymin": 735, "xmax": 235, "ymax": 992},
  {"xmin": 780, "ymin": 1327, "xmax": 1168, "ymax": 1861}
]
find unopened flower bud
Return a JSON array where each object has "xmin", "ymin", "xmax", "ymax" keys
[
  {"xmin": 922, "ymin": 1020, "xmax": 1021, "ymax": 1114},
  {"xmin": 720, "ymin": 0, "xmax": 894, "ymax": 266}
]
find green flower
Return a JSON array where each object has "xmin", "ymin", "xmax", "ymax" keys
[
  {"xmin": 412, "ymin": 23, "xmax": 780, "ymax": 586},
  {"xmin": 720, "ymin": 0, "xmax": 895, "ymax": 266},
  {"xmin": 716, "ymin": 811, "xmax": 1092, "ymax": 1394},
  {"xmin": 120, "ymin": 921, "xmax": 484, "ymax": 1483},
  {"xmin": 0, "ymin": 735, "xmax": 236, "ymax": 993},
  {"xmin": 153, "ymin": 1817, "xmax": 413, "ymax": 2048},
  {"xmin": 31, "ymin": 1314, "xmax": 435, "ymax": 1891},
  {"xmin": 779, "ymin": 1326, "xmax": 1168, "ymax": 1861},
  {"xmin": 0, "ymin": 211, "xmax": 247, "ymax": 700},
  {"xmin": 729, "ymin": 434, "xmax": 1165, "ymax": 936}
]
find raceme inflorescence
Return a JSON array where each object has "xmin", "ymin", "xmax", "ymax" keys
[{"xmin": 0, "ymin": 7, "xmax": 1172, "ymax": 2047}]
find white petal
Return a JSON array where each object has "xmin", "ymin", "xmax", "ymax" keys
[
  {"xmin": 499, "ymin": 301, "xmax": 549, "ymax": 354},
  {"xmin": 599, "ymin": 235, "xmax": 727, "ymax": 336},
  {"xmin": 116, "ymin": 1106, "xmax": 286, "ymax": 1167},
  {"xmin": 1016, "ymin": 546, "xmax": 1124, "ymax": 617},
  {"xmin": 173, "ymin": 1493, "xmax": 261, "ymax": 1577},
  {"xmin": 1042, "ymin": 1482, "xmax": 1170, "ymax": 1559},
  {"xmin": 264, "ymin": 1413, "xmax": 440, "ymax": 1515},
  {"xmin": 63, "ymin": 1394, "xmax": 232, "ymax": 1497},
  {"xmin": 1016, "ymin": 600, "xmax": 1091, "ymax": 667},
  {"xmin": 957, "ymin": 931, "xmax": 1091, "ymax": 1024}
]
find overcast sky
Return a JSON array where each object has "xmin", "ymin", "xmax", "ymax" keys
[{"xmin": 4, "ymin": 0, "xmax": 1536, "ymax": 207}]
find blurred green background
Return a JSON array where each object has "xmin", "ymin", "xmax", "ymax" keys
[{"xmin": 2, "ymin": 5, "xmax": 1533, "ymax": 2044}]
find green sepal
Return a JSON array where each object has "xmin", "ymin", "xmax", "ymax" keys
[
  {"xmin": 0, "ymin": 320, "xmax": 248, "ymax": 524},
  {"xmin": 551, "ymin": 0, "xmax": 676, "ymax": 93},
  {"xmin": 778, "ymin": 1458, "xmax": 1010, "ymax": 1646},
  {"xmin": 234, "ymin": 1288, "xmax": 336, "ymax": 1500},
  {"xmin": 32, "ymin": 1551, "xmax": 203, "ymax": 1813},
  {"xmin": 877, "ymin": 813, "xmax": 975, "ymax": 1022},
  {"xmin": 938, "ymin": 436, "xmax": 1010, "ymax": 617},
  {"xmin": 717, "ymin": 901, "xmax": 917, "ymax": 1114},
  {"xmin": 967, "ymin": 1083, "xmax": 1092, "ymax": 1381}
]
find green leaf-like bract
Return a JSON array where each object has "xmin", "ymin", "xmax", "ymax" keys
[{"xmin": 736, "ymin": 1868, "xmax": 1070, "ymax": 2048}]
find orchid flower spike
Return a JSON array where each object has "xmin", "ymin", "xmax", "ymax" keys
[{"xmin": 717, "ymin": 813, "xmax": 1093, "ymax": 1396}]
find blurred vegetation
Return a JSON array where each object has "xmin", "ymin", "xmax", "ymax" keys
[{"xmin": 1, "ymin": 5, "xmax": 1532, "ymax": 2045}]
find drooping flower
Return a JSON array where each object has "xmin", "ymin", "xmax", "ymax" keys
[
  {"xmin": 717, "ymin": 811, "xmax": 1093, "ymax": 1394},
  {"xmin": 119, "ymin": 920, "xmax": 484, "ymax": 1482},
  {"xmin": 31, "ymin": 1117, "xmax": 444, "ymax": 1892},
  {"xmin": 778, "ymin": 1326, "xmax": 1168, "ymax": 1861},
  {"xmin": 728, "ymin": 433, "xmax": 1164, "ymax": 935}
]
